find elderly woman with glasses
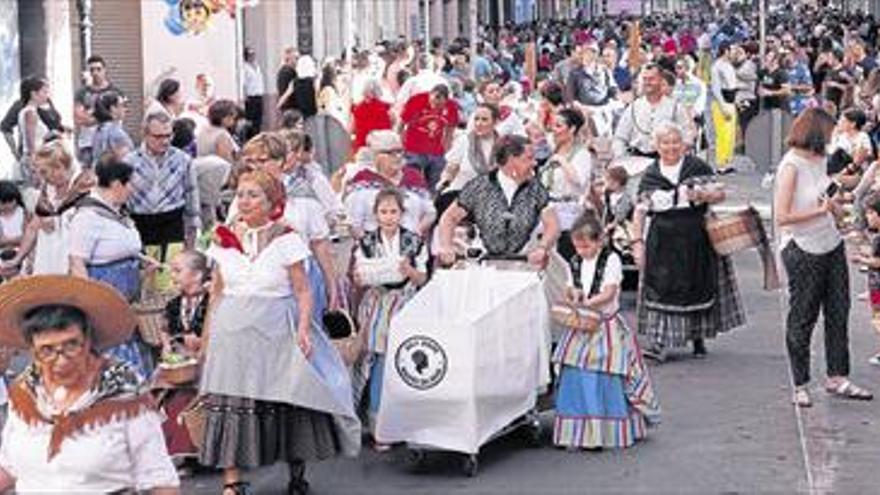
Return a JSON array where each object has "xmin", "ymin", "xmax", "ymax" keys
[
  {"xmin": 0, "ymin": 276, "xmax": 179, "ymax": 494},
  {"xmin": 631, "ymin": 121, "xmax": 745, "ymax": 362},
  {"xmin": 344, "ymin": 130, "xmax": 436, "ymax": 239}
]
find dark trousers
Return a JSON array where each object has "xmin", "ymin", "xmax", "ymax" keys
[
  {"xmin": 404, "ymin": 153, "xmax": 445, "ymax": 193},
  {"xmin": 781, "ymin": 241, "xmax": 851, "ymax": 386},
  {"xmin": 244, "ymin": 95, "xmax": 264, "ymax": 139}
]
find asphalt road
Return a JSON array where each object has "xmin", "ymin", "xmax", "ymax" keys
[{"xmin": 184, "ymin": 171, "xmax": 880, "ymax": 494}]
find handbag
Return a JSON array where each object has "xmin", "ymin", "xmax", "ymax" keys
[{"xmin": 324, "ymin": 309, "xmax": 364, "ymax": 366}]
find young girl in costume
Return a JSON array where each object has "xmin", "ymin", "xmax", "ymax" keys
[
  {"xmin": 553, "ymin": 212, "xmax": 660, "ymax": 450},
  {"xmin": 353, "ymin": 188, "xmax": 427, "ymax": 451}
]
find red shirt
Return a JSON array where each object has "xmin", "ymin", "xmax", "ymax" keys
[
  {"xmin": 352, "ymin": 98, "xmax": 392, "ymax": 151},
  {"xmin": 401, "ymin": 92, "xmax": 459, "ymax": 156}
]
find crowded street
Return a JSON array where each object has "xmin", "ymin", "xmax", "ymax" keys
[{"xmin": 3, "ymin": 0, "xmax": 880, "ymax": 493}]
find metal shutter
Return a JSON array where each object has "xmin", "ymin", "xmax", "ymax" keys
[{"xmin": 91, "ymin": 0, "xmax": 144, "ymax": 141}]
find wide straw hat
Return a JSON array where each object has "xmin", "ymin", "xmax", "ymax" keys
[{"xmin": 0, "ymin": 275, "xmax": 137, "ymax": 350}]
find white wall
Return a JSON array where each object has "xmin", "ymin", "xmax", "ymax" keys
[
  {"xmin": 0, "ymin": 0, "xmax": 19, "ymax": 179},
  {"xmin": 139, "ymin": 1, "xmax": 239, "ymax": 106},
  {"xmin": 44, "ymin": 0, "xmax": 74, "ymax": 128}
]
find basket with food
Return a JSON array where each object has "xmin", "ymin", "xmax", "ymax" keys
[{"xmin": 156, "ymin": 353, "xmax": 199, "ymax": 385}]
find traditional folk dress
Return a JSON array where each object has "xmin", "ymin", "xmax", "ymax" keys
[
  {"xmin": 0, "ymin": 360, "xmax": 178, "ymax": 492},
  {"xmin": 69, "ymin": 193, "xmax": 152, "ymax": 378},
  {"xmin": 553, "ymin": 247, "xmax": 660, "ymax": 449},
  {"xmin": 635, "ymin": 157, "xmax": 746, "ymax": 349},
  {"xmin": 353, "ymin": 227, "xmax": 426, "ymax": 430},
  {"xmin": 199, "ymin": 222, "xmax": 360, "ymax": 469},
  {"xmin": 343, "ymin": 167, "xmax": 435, "ymax": 235},
  {"xmin": 154, "ymin": 292, "xmax": 209, "ymax": 460},
  {"xmin": 31, "ymin": 172, "xmax": 92, "ymax": 275}
]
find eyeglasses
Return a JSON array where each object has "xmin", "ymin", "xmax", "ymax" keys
[
  {"xmin": 148, "ymin": 133, "xmax": 173, "ymax": 139},
  {"xmin": 34, "ymin": 338, "xmax": 86, "ymax": 362}
]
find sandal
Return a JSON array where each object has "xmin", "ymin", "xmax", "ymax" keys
[
  {"xmin": 223, "ymin": 481, "xmax": 251, "ymax": 495},
  {"xmin": 825, "ymin": 379, "xmax": 874, "ymax": 401},
  {"xmin": 792, "ymin": 387, "xmax": 812, "ymax": 408}
]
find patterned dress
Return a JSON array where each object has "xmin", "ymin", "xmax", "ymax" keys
[
  {"xmin": 553, "ymin": 248, "xmax": 660, "ymax": 449},
  {"xmin": 353, "ymin": 227, "xmax": 426, "ymax": 431}
]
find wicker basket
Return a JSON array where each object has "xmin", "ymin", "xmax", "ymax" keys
[
  {"xmin": 550, "ymin": 305, "xmax": 602, "ymax": 333},
  {"xmin": 156, "ymin": 361, "xmax": 199, "ymax": 385},
  {"xmin": 705, "ymin": 207, "xmax": 763, "ymax": 256},
  {"xmin": 132, "ymin": 274, "xmax": 173, "ymax": 348}
]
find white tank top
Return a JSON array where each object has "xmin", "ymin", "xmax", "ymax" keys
[{"xmin": 775, "ymin": 149, "xmax": 841, "ymax": 255}]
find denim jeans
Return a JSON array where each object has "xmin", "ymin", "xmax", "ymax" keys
[{"xmin": 405, "ymin": 152, "xmax": 446, "ymax": 193}]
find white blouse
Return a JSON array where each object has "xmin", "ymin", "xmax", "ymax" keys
[
  {"xmin": 0, "ymin": 207, "xmax": 25, "ymax": 240},
  {"xmin": 569, "ymin": 250, "xmax": 623, "ymax": 315},
  {"xmin": 444, "ymin": 133, "xmax": 495, "ymax": 192},
  {"xmin": 207, "ymin": 231, "xmax": 310, "ymax": 297},
  {"xmin": 68, "ymin": 194, "xmax": 143, "ymax": 264},
  {"xmin": 0, "ymin": 408, "xmax": 178, "ymax": 493}
]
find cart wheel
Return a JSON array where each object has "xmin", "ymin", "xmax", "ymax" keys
[
  {"xmin": 406, "ymin": 448, "xmax": 427, "ymax": 468},
  {"xmin": 461, "ymin": 454, "xmax": 479, "ymax": 477},
  {"xmin": 525, "ymin": 419, "xmax": 543, "ymax": 447}
]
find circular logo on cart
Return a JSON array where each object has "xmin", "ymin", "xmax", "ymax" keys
[{"xmin": 395, "ymin": 335, "xmax": 448, "ymax": 391}]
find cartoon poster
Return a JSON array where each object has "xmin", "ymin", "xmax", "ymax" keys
[{"xmin": 163, "ymin": 0, "xmax": 259, "ymax": 36}]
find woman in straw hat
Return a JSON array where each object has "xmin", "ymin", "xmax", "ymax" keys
[
  {"xmin": 200, "ymin": 169, "xmax": 359, "ymax": 495},
  {"xmin": 0, "ymin": 275, "xmax": 179, "ymax": 493}
]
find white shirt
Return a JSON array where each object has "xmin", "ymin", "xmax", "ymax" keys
[
  {"xmin": 0, "ymin": 408, "xmax": 179, "ymax": 493},
  {"xmin": 574, "ymin": 250, "xmax": 623, "ymax": 315},
  {"xmin": 444, "ymin": 134, "xmax": 495, "ymax": 192},
  {"xmin": 69, "ymin": 193, "xmax": 143, "ymax": 264},
  {"xmin": 395, "ymin": 70, "xmax": 449, "ymax": 112},
  {"xmin": 243, "ymin": 62, "xmax": 265, "ymax": 97},
  {"xmin": 207, "ymin": 231, "xmax": 310, "ymax": 297},
  {"xmin": 498, "ymin": 169, "xmax": 519, "ymax": 205},
  {"xmin": 304, "ymin": 162, "xmax": 345, "ymax": 218},
  {"xmin": 0, "ymin": 206, "xmax": 25, "ymax": 240}
]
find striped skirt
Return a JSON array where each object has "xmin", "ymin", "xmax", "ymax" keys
[
  {"xmin": 553, "ymin": 316, "xmax": 660, "ymax": 449},
  {"xmin": 554, "ymin": 367, "xmax": 647, "ymax": 449},
  {"xmin": 637, "ymin": 254, "xmax": 746, "ymax": 349}
]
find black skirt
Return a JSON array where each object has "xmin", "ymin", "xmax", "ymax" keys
[
  {"xmin": 642, "ymin": 208, "xmax": 717, "ymax": 312},
  {"xmin": 198, "ymin": 394, "xmax": 341, "ymax": 469}
]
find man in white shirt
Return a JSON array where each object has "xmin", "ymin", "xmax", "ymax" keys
[
  {"xmin": 242, "ymin": 47, "xmax": 265, "ymax": 139},
  {"xmin": 394, "ymin": 54, "xmax": 449, "ymax": 117}
]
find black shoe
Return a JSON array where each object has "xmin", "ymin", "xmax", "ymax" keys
[
  {"xmin": 288, "ymin": 478, "xmax": 309, "ymax": 495},
  {"xmin": 288, "ymin": 460, "xmax": 309, "ymax": 495},
  {"xmin": 223, "ymin": 481, "xmax": 251, "ymax": 495},
  {"xmin": 642, "ymin": 346, "xmax": 667, "ymax": 363},
  {"xmin": 692, "ymin": 338, "xmax": 707, "ymax": 358}
]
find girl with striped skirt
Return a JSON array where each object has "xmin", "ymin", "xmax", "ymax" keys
[
  {"xmin": 353, "ymin": 188, "xmax": 427, "ymax": 451},
  {"xmin": 554, "ymin": 214, "xmax": 660, "ymax": 450}
]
